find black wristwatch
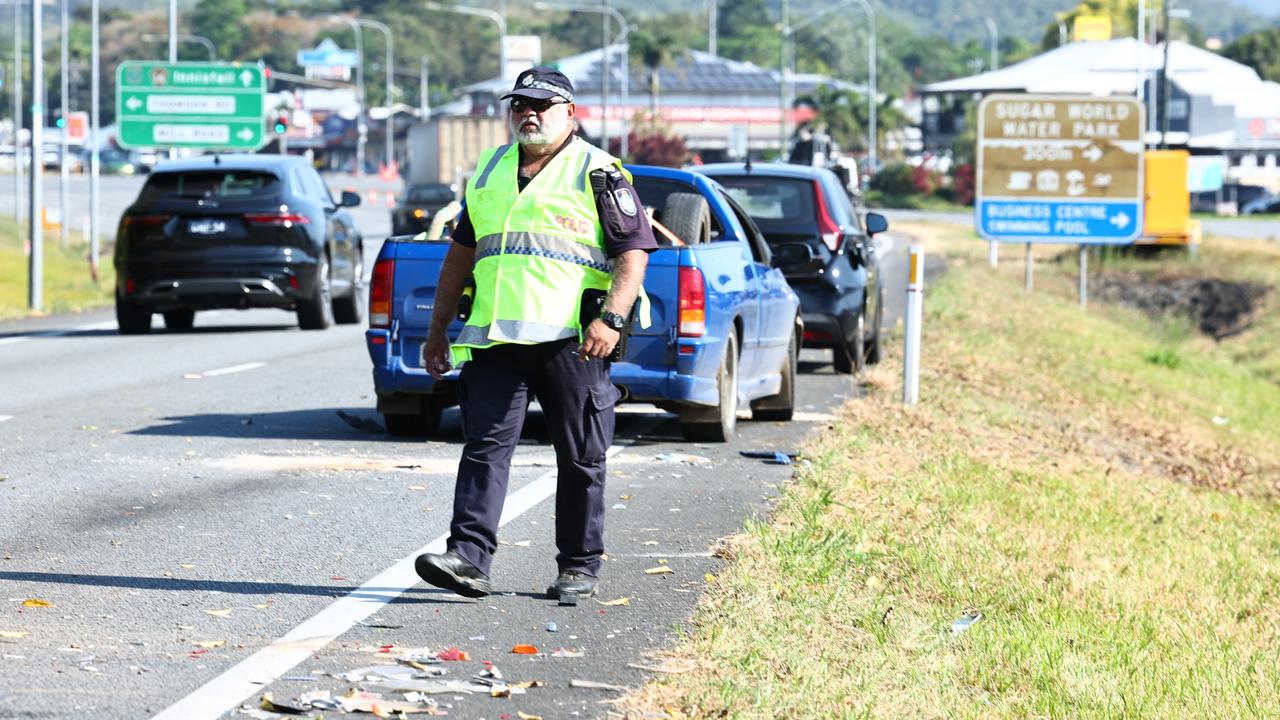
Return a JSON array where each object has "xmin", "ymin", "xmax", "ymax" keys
[{"xmin": 599, "ymin": 311, "xmax": 627, "ymax": 331}]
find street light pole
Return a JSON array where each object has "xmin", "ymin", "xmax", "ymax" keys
[
  {"xmin": 90, "ymin": 0, "xmax": 100, "ymax": 279},
  {"xmin": 14, "ymin": 1, "xmax": 23, "ymax": 231},
  {"xmin": 29, "ymin": 0, "xmax": 42, "ymax": 311},
  {"xmin": 421, "ymin": 2, "xmax": 507, "ymax": 85},
  {"xmin": 984, "ymin": 16, "xmax": 999, "ymax": 71},
  {"xmin": 707, "ymin": 0, "xmax": 717, "ymax": 56},
  {"xmin": 532, "ymin": 1, "xmax": 630, "ymax": 158},
  {"xmin": 420, "ymin": 56, "xmax": 430, "ymax": 118},
  {"xmin": 60, "ymin": 0, "xmax": 68, "ymax": 251},
  {"xmin": 329, "ymin": 15, "xmax": 366, "ymax": 175},
  {"xmin": 779, "ymin": 0, "xmax": 789, "ymax": 157},
  {"xmin": 789, "ymin": 0, "xmax": 877, "ymax": 172},
  {"xmin": 356, "ymin": 18, "xmax": 395, "ymax": 174},
  {"xmin": 168, "ymin": 0, "xmax": 177, "ymax": 62}
]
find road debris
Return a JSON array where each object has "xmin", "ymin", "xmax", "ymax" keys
[
  {"xmin": 950, "ymin": 611, "xmax": 982, "ymax": 634},
  {"xmin": 644, "ymin": 566, "xmax": 673, "ymax": 575},
  {"xmin": 653, "ymin": 452, "xmax": 711, "ymax": 465},
  {"xmin": 546, "ymin": 621, "xmax": 559, "ymax": 632},
  {"xmin": 511, "ymin": 644, "xmax": 539, "ymax": 654},
  {"xmin": 259, "ymin": 692, "xmax": 310, "ymax": 715},
  {"xmin": 551, "ymin": 648, "xmax": 584, "ymax": 657},
  {"xmin": 0, "ymin": 631, "xmax": 28, "ymax": 640},
  {"xmin": 739, "ymin": 450, "xmax": 801, "ymax": 464},
  {"xmin": 355, "ymin": 617, "xmax": 404, "ymax": 629},
  {"xmin": 595, "ymin": 597, "xmax": 631, "ymax": 606},
  {"xmin": 569, "ymin": 678, "xmax": 626, "ymax": 691},
  {"xmin": 205, "ymin": 608, "xmax": 233, "ymax": 618},
  {"xmin": 21, "ymin": 599, "xmax": 52, "ymax": 608},
  {"xmin": 193, "ymin": 640, "xmax": 227, "ymax": 649}
]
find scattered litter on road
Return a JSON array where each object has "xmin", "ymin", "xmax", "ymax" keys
[
  {"xmin": 259, "ymin": 692, "xmax": 310, "ymax": 715},
  {"xmin": 653, "ymin": 453, "xmax": 710, "ymax": 465},
  {"xmin": 642, "ymin": 540, "xmax": 659, "ymax": 546},
  {"xmin": 179, "ymin": 563, "xmax": 196, "ymax": 570},
  {"xmin": 511, "ymin": 644, "xmax": 539, "ymax": 654},
  {"xmin": 551, "ymin": 648, "xmax": 584, "ymax": 658},
  {"xmin": 546, "ymin": 621, "xmax": 559, "ymax": 632},
  {"xmin": 437, "ymin": 647, "xmax": 470, "ymax": 661},
  {"xmin": 205, "ymin": 608, "xmax": 233, "ymax": 618},
  {"xmin": 517, "ymin": 711, "xmax": 543, "ymax": 719},
  {"xmin": 644, "ymin": 566, "xmax": 673, "ymax": 575},
  {"xmin": 468, "ymin": 635, "xmax": 486, "ymax": 641},
  {"xmin": 0, "ymin": 631, "xmax": 28, "ymax": 640},
  {"xmin": 513, "ymin": 540, "xmax": 531, "ymax": 547},
  {"xmin": 595, "ymin": 597, "xmax": 631, "ymax": 606},
  {"xmin": 569, "ymin": 679, "xmax": 626, "ymax": 691},
  {"xmin": 612, "ymin": 503, "xmax": 627, "ymax": 509},
  {"xmin": 355, "ymin": 617, "xmax": 404, "ymax": 629},
  {"xmin": 21, "ymin": 599, "xmax": 52, "ymax": 608},
  {"xmin": 950, "ymin": 611, "xmax": 982, "ymax": 634},
  {"xmin": 739, "ymin": 450, "xmax": 800, "ymax": 464},
  {"xmin": 194, "ymin": 640, "xmax": 226, "ymax": 649}
]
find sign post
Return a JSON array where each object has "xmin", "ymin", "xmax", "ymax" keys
[
  {"xmin": 976, "ymin": 94, "xmax": 1144, "ymax": 304},
  {"xmin": 116, "ymin": 61, "xmax": 267, "ymax": 151}
]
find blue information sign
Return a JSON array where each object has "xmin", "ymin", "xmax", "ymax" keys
[{"xmin": 976, "ymin": 199, "xmax": 1142, "ymax": 244}]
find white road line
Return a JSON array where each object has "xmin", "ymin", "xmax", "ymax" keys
[
  {"xmin": 153, "ymin": 421, "xmax": 660, "ymax": 720},
  {"xmin": 201, "ymin": 362, "xmax": 267, "ymax": 377},
  {"xmin": 0, "ymin": 320, "xmax": 116, "ymax": 348}
]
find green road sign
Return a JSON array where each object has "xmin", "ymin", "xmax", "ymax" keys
[{"xmin": 116, "ymin": 61, "xmax": 267, "ymax": 150}]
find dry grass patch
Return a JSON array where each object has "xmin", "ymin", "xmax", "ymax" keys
[{"xmin": 620, "ymin": 229, "xmax": 1280, "ymax": 719}]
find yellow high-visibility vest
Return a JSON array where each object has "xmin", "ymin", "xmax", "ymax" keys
[{"xmin": 452, "ymin": 137, "xmax": 627, "ymax": 364}]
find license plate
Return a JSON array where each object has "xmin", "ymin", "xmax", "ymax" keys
[{"xmin": 188, "ymin": 219, "xmax": 227, "ymax": 235}]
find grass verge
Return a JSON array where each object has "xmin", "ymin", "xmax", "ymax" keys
[
  {"xmin": 625, "ymin": 227, "xmax": 1280, "ymax": 718},
  {"xmin": 0, "ymin": 215, "xmax": 114, "ymax": 320}
]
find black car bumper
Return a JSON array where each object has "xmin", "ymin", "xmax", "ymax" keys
[{"xmin": 119, "ymin": 253, "xmax": 323, "ymax": 311}]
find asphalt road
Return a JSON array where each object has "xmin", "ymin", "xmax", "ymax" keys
[{"xmin": 0, "ymin": 229, "xmax": 912, "ymax": 719}]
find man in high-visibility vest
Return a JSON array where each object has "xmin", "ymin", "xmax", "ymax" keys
[{"xmin": 416, "ymin": 67, "xmax": 657, "ymax": 601}]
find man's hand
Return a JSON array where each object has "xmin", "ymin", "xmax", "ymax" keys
[
  {"xmin": 423, "ymin": 331, "xmax": 454, "ymax": 380},
  {"xmin": 578, "ymin": 319, "xmax": 621, "ymax": 360}
]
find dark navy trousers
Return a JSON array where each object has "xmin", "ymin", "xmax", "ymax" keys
[{"xmin": 448, "ymin": 338, "xmax": 619, "ymax": 578}]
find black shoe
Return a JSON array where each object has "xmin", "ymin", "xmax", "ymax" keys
[
  {"xmin": 415, "ymin": 549, "xmax": 491, "ymax": 598},
  {"xmin": 545, "ymin": 570, "xmax": 598, "ymax": 600}
]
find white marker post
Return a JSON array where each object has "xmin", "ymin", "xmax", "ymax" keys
[
  {"xmin": 1024, "ymin": 242, "xmax": 1033, "ymax": 291},
  {"xmin": 903, "ymin": 244, "xmax": 924, "ymax": 406}
]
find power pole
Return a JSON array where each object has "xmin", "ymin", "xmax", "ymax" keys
[
  {"xmin": 29, "ymin": 0, "xmax": 43, "ymax": 311},
  {"xmin": 60, "ymin": 0, "xmax": 69, "ymax": 251},
  {"xmin": 1159, "ymin": 0, "xmax": 1172, "ymax": 149},
  {"xmin": 90, "ymin": 0, "xmax": 101, "ymax": 280}
]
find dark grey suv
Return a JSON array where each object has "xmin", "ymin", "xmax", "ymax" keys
[
  {"xmin": 114, "ymin": 154, "xmax": 365, "ymax": 334},
  {"xmin": 697, "ymin": 162, "xmax": 887, "ymax": 373}
]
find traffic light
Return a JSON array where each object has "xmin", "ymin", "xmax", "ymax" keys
[
  {"xmin": 54, "ymin": 110, "xmax": 63, "ymax": 129},
  {"xmin": 273, "ymin": 112, "xmax": 288, "ymax": 135}
]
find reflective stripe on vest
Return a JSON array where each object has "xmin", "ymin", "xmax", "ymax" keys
[{"xmin": 475, "ymin": 231, "xmax": 613, "ymax": 274}]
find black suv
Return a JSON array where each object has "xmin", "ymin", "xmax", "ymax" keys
[
  {"xmin": 697, "ymin": 162, "xmax": 887, "ymax": 373},
  {"xmin": 114, "ymin": 154, "xmax": 366, "ymax": 333},
  {"xmin": 391, "ymin": 183, "xmax": 457, "ymax": 235}
]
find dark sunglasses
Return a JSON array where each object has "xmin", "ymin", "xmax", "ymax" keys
[{"xmin": 509, "ymin": 97, "xmax": 567, "ymax": 113}]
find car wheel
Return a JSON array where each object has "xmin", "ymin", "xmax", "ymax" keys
[
  {"xmin": 162, "ymin": 309, "xmax": 196, "ymax": 331},
  {"xmin": 865, "ymin": 288, "xmax": 883, "ymax": 366},
  {"xmin": 833, "ymin": 313, "xmax": 866, "ymax": 374},
  {"xmin": 680, "ymin": 333, "xmax": 739, "ymax": 442},
  {"xmin": 661, "ymin": 192, "xmax": 711, "ymax": 245},
  {"xmin": 297, "ymin": 257, "xmax": 334, "ymax": 330},
  {"xmin": 333, "ymin": 250, "xmax": 366, "ymax": 325},
  {"xmin": 383, "ymin": 401, "xmax": 443, "ymax": 438},
  {"xmin": 750, "ymin": 323, "xmax": 797, "ymax": 422},
  {"xmin": 116, "ymin": 292, "xmax": 152, "ymax": 335}
]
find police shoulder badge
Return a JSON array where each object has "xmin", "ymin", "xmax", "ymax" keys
[
  {"xmin": 522, "ymin": 75, "xmax": 534, "ymax": 86},
  {"xmin": 613, "ymin": 188, "xmax": 638, "ymax": 217}
]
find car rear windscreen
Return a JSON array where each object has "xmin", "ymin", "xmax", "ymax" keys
[
  {"xmin": 139, "ymin": 171, "xmax": 281, "ymax": 201},
  {"xmin": 715, "ymin": 177, "xmax": 815, "ymax": 227},
  {"xmin": 407, "ymin": 185, "xmax": 454, "ymax": 204}
]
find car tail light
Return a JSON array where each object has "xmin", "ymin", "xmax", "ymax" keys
[
  {"xmin": 125, "ymin": 277, "xmax": 136, "ymax": 295},
  {"xmin": 412, "ymin": 208, "xmax": 426, "ymax": 219},
  {"xmin": 804, "ymin": 329, "xmax": 833, "ymax": 343},
  {"xmin": 678, "ymin": 266, "xmax": 705, "ymax": 338},
  {"xmin": 813, "ymin": 180, "xmax": 842, "ymax": 252},
  {"xmin": 122, "ymin": 214, "xmax": 170, "ymax": 228},
  {"xmin": 245, "ymin": 212, "xmax": 310, "ymax": 227},
  {"xmin": 369, "ymin": 257, "xmax": 395, "ymax": 328}
]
